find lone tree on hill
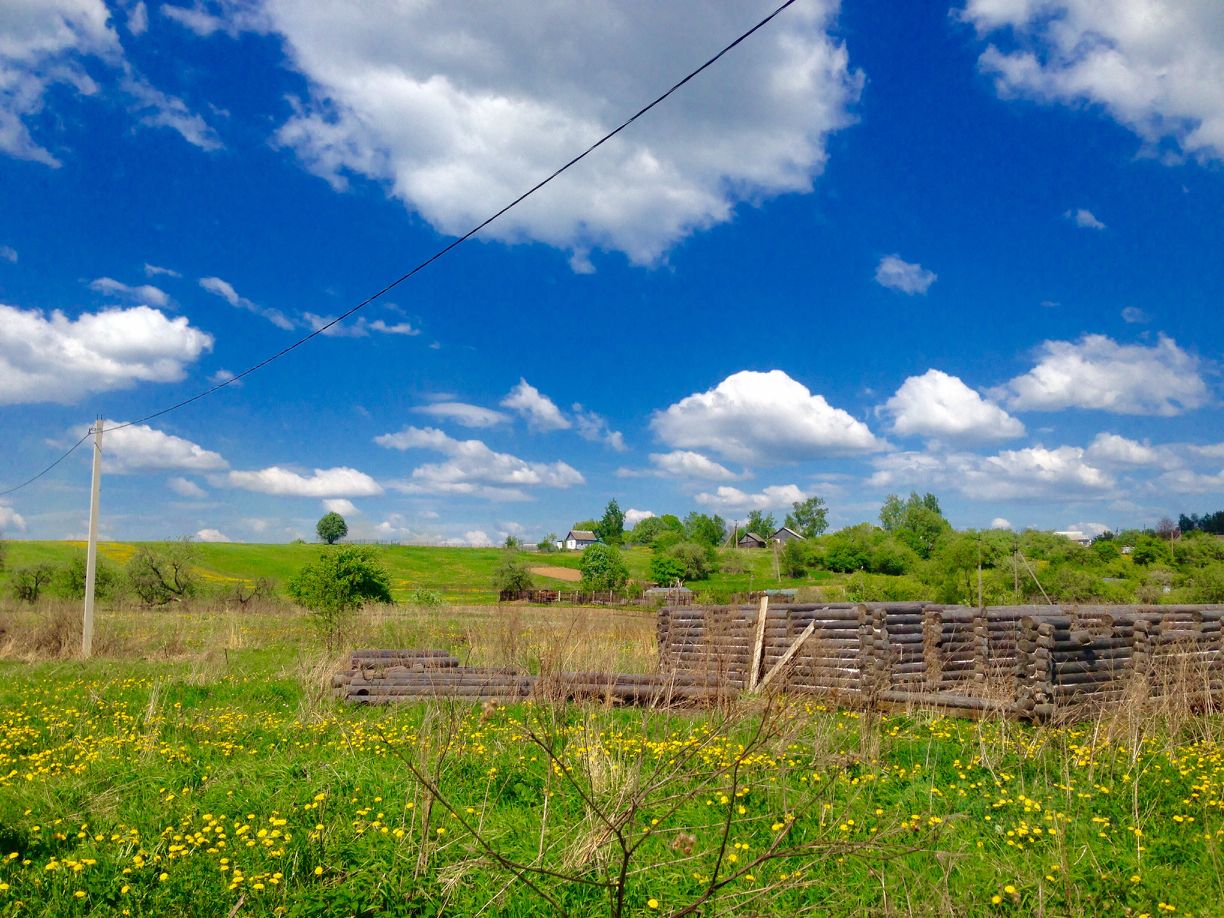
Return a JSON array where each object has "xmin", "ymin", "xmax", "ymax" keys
[
  {"xmin": 316, "ymin": 511, "xmax": 348, "ymax": 544},
  {"xmin": 785, "ymin": 496, "xmax": 829, "ymax": 538},
  {"xmin": 595, "ymin": 499, "xmax": 625, "ymax": 545}
]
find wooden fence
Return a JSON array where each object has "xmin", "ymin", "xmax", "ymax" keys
[{"xmin": 658, "ymin": 601, "xmax": 1224, "ymax": 720}]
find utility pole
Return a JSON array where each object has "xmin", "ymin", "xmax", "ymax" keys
[{"xmin": 82, "ymin": 417, "xmax": 102, "ymax": 658}]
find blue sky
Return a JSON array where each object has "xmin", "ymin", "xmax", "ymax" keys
[{"xmin": 2, "ymin": 0, "xmax": 1223, "ymax": 545}]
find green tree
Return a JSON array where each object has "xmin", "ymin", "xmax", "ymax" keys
[
  {"xmin": 785, "ymin": 496, "xmax": 829, "ymax": 538},
  {"xmin": 537, "ymin": 533, "xmax": 559, "ymax": 553},
  {"xmin": 744, "ymin": 510, "xmax": 776, "ymax": 539},
  {"xmin": 683, "ymin": 512, "xmax": 727, "ymax": 548},
  {"xmin": 56, "ymin": 555, "xmax": 121, "ymax": 600},
  {"xmin": 870, "ymin": 537, "xmax": 919, "ymax": 576},
  {"xmin": 316, "ymin": 512, "xmax": 348, "ymax": 545},
  {"xmin": 1092, "ymin": 539, "xmax": 1122, "ymax": 563},
  {"xmin": 494, "ymin": 552, "xmax": 534, "ymax": 593},
  {"xmin": 127, "ymin": 540, "xmax": 198, "ymax": 605},
  {"xmin": 10, "ymin": 565, "xmax": 55, "ymax": 603},
  {"xmin": 879, "ymin": 494, "xmax": 906, "ymax": 532},
  {"xmin": 665, "ymin": 542, "xmax": 716, "ymax": 581},
  {"xmin": 780, "ymin": 539, "xmax": 810, "ymax": 578},
  {"xmin": 879, "ymin": 492, "xmax": 951, "ymax": 559},
  {"xmin": 503, "ymin": 534, "xmax": 522, "ymax": 549},
  {"xmin": 572, "ymin": 519, "xmax": 600, "ymax": 532},
  {"xmin": 820, "ymin": 524, "xmax": 876, "ymax": 572},
  {"xmin": 650, "ymin": 554, "xmax": 686, "ymax": 585},
  {"xmin": 595, "ymin": 499, "xmax": 625, "ymax": 545},
  {"xmin": 1132, "ymin": 534, "xmax": 1172, "ymax": 566},
  {"xmin": 579, "ymin": 543, "xmax": 629, "ymax": 592},
  {"xmin": 1186, "ymin": 562, "xmax": 1224, "ymax": 602},
  {"xmin": 287, "ymin": 546, "xmax": 393, "ymax": 641},
  {"xmin": 628, "ymin": 514, "xmax": 684, "ymax": 548}
]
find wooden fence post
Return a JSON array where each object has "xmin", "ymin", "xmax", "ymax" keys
[{"xmin": 748, "ymin": 596, "xmax": 769, "ymax": 691}]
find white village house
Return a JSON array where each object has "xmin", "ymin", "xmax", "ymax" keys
[{"xmin": 560, "ymin": 529, "xmax": 599, "ymax": 551}]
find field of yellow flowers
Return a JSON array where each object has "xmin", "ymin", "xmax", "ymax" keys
[{"xmin": 1, "ymin": 604, "xmax": 1223, "ymax": 915}]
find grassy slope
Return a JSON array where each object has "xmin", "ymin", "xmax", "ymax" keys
[{"xmin": 0, "ymin": 541, "xmax": 832, "ymax": 603}]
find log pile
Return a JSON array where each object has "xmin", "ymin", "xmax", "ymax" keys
[
  {"xmin": 336, "ymin": 604, "xmax": 1224, "ymax": 720},
  {"xmin": 335, "ymin": 649, "xmax": 729, "ymax": 706},
  {"xmin": 659, "ymin": 602, "xmax": 1224, "ymax": 721}
]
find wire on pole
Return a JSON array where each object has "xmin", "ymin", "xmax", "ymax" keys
[{"xmin": 0, "ymin": 430, "xmax": 92, "ymax": 498}]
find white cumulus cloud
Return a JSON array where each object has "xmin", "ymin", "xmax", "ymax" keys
[
  {"xmin": 624, "ymin": 508, "xmax": 655, "ymax": 527},
  {"xmin": 195, "ymin": 528, "xmax": 230, "ymax": 542},
  {"xmin": 376, "ymin": 425, "xmax": 583, "ymax": 501},
  {"xmin": 0, "ymin": 0, "xmax": 118, "ymax": 166},
  {"xmin": 501, "ymin": 379, "xmax": 570, "ymax": 431},
  {"xmin": 168, "ymin": 476, "xmax": 207, "ymax": 499},
  {"xmin": 652, "ymin": 369, "xmax": 885, "ymax": 464},
  {"xmin": 0, "ymin": 303, "xmax": 212, "ymax": 404},
  {"xmin": 1121, "ymin": 306, "xmax": 1150, "ymax": 324},
  {"xmin": 1085, "ymin": 432, "xmax": 1165, "ymax": 467},
  {"xmin": 648, "ymin": 450, "xmax": 738, "ymax": 481},
  {"xmin": 871, "ymin": 444, "xmax": 1114, "ymax": 501},
  {"xmin": 1157, "ymin": 467, "xmax": 1224, "ymax": 495},
  {"xmin": 696, "ymin": 484, "xmax": 805, "ymax": 514},
  {"xmin": 222, "ymin": 466, "xmax": 384, "ymax": 497},
  {"xmin": 93, "ymin": 421, "xmax": 228, "ymax": 473},
  {"xmin": 303, "ymin": 312, "xmax": 421, "ymax": 337},
  {"xmin": 414, "ymin": 401, "xmax": 509, "ymax": 428},
  {"xmin": 884, "ymin": 369, "xmax": 1025, "ymax": 442},
  {"xmin": 199, "ymin": 276, "xmax": 295, "ymax": 330},
  {"xmin": 1065, "ymin": 208, "xmax": 1105, "ymax": 230},
  {"xmin": 88, "ymin": 276, "xmax": 170, "ymax": 308},
  {"xmin": 994, "ymin": 333, "xmax": 1209, "ymax": 416},
  {"xmin": 246, "ymin": 0, "xmax": 863, "ymax": 267},
  {"xmin": 322, "ymin": 498, "xmax": 358, "ymax": 516},
  {"xmin": 122, "ymin": 71, "xmax": 222, "ymax": 152},
  {"xmin": 573, "ymin": 404, "xmax": 627, "ymax": 451},
  {"xmin": 990, "ymin": 517, "xmax": 1012, "ymax": 530},
  {"xmin": 965, "ymin": 0, "xmax": 1224, "ymax": 163},
  {"xmin": 0, "ymin": 502, "xmax": 27, "ymax": 531},
  {"xmin": 0, "ymin": 1, "xmax": 221, "ymax": 165},
  {"xmin": 874, "ymin": 255, "xmax": 937, "ymax": 294}
]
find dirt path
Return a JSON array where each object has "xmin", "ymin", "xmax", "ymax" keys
[{"xmin": 529, "ymin": 565, "xmax": 582, "ymax": 582}]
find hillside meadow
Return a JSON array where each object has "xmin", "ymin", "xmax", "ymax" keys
[
  {"xmin": 0, "ymin": 599, "xmax": 1222, "ymax": 915},
  {"xmin": 0, "ymin": 541, "xmax": 834, "ymax": 605}
]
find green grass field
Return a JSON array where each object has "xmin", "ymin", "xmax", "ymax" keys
[
  {"xmin": 0, "ymin": 603, "xmax": 1222, "ymax": 916},
  {"xmin": 0, "ymin": 540, "xmax": 836, "ymax": 604}
]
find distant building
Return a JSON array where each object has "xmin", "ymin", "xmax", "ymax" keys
[
  {"xmin": 563, "ymin": 529, "xmax": 598, "ymax": 550},
  {"xmin": 1054, "ymin": 530, "xmax": 1093, "ymax": 546},
  {"xmin": 770, "ymin": 526, "xmax": 805, "ymax": 544},
  {"xmin": 737, "ymin": 532, "xmax": 767, "ymax": 549}
]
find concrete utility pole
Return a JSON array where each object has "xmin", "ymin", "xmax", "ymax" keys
[{"xmin": 82, "ymin": 417, "xmax": 102, "ymax": 658}]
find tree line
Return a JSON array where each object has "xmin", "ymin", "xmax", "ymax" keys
[{"xmin": 536, "ymin": 493, "xmax": 1224, "ymax": 605}]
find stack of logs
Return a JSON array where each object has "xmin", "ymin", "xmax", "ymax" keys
[
  {"xmin": 658, "ymin": 603, "xmax": 1224, "ymax": 721},
  {"xmin": 335, "ymin": 649, "xmax": 730, "ymax": 706}
]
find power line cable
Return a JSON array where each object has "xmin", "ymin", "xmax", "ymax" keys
[
  {"xmin": 0, "ymin": 430, "xmax": 92, "ymax": 498},
  {"xmin": 0, "ymin": 0, "xmax": 800, "ymax": 495}
]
